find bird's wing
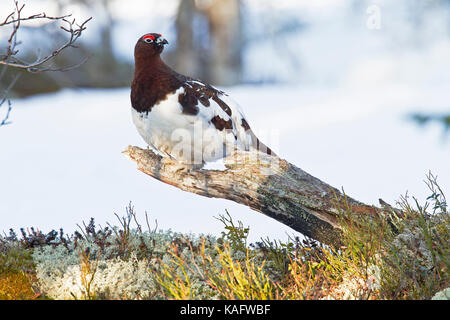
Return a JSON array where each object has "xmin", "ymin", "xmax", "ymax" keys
[{"xmin": 178, "ymin": 78, "xmax": 271, "ymax": 154}]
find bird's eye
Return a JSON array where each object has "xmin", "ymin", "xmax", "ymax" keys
[{"xmin": 143, "ymin": 35, "xmax": 155, "ymax": 43}]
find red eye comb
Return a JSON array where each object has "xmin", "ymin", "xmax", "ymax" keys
[{"xmin": 143, "ymin": 35, "xmax": 155, "ymax": 40}]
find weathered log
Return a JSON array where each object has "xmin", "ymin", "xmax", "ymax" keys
[{"xmin": 122, "ymin": 146, "xmax": 380, "ymax": 247}]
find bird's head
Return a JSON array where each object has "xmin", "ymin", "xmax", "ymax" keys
[{"xmin": 135, "ymin": 33, "xmax": 169, "ymax": 58}]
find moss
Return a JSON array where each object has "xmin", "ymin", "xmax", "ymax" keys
[
  {"xmin": 0, "ymin": 245, "xmax": 34, "ymax": 274},
  {"xmin": 432, "ymin": 287, "xmax": 450, "ymax": 300},
  {"xmin": 0, "ymin": 245, "xmax": 37, "ymax": 300}
]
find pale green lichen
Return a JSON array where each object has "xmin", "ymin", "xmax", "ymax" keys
[
  {"xmin": 35, "ymin": 255, "xmax": 155, "ymax": 300},
  {"xmin": 431, "ymin": 287, "xmax": 449, "ymax": 300},
  {"xmin": 30, "ymin": 227, "xmax": 228, "ymax": 299}
]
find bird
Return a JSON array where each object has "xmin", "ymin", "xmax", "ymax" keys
[{"xmin": 130, "ymin": 33, "xmax": 275, "ymax": 166}]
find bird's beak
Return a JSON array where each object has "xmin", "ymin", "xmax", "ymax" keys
[{"xmin": 156, "ymin": 37, "xmax": 169, "ymax": 46}]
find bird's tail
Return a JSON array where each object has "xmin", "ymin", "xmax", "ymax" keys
[{"xmin": 248, "ymin": 129, "xmax": 277, "ymax": 157}]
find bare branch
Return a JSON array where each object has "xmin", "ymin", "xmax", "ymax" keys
[
  {"xmin": 27, "ymin": 56, "xmax": 90, "ymax": 73},
  {"xmin": 0, "ymin": 0, "xmax": 92, "ymax": 73},
  {"xmin": 0, "ymin": 99, "xmax": 12, "ymax": 126},
  {"xmin": 0, "ymin": 0, "xmax": 92, "ymax": 127},
  {"xmin": 123, "ymin": 146, "xmax": 381, "ymax": 247},
  {"xmin": 0, "ymin": 12, "xmax": 72, "ymax": 26}
]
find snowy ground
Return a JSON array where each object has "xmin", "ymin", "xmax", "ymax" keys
[{"xmin": 0, "ymin": 83, "xmax": 448, "ymax": 243}]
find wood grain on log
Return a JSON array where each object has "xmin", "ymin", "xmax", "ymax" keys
[{"xmin": 122, "ymin": 146, "xmax": 379, "ymax": 247}]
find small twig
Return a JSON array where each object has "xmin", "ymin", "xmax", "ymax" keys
[
  {"xmin": 0, "ymin": 12, "xmax": 72, "ymax": 26},
  {"xmin": 3, "ymin": 1, "xmax": 22, "ymax": 62},
  {"xmin": 0, "ymin": 99, "xmax": 12, "ymax": 126},
  {"xmin": 27, "ymin": 55, "xmax": 90, "ymax": 73},
  {"xmin": 0, "ymin": 72, "xmax": 20, "ymax": 126},
  {"xmin": 145, "ymin": 211, "xmax": 158, "ymax": 234}
]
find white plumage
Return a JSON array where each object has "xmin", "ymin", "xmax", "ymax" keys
[{"xmin": 131, "ymin": 81, "xmax": 254, "ymax": 165}]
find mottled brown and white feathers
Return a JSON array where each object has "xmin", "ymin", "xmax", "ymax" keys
[{"xmin": 130, "ymin": 33, "xmax": 274, "ymax": 165}]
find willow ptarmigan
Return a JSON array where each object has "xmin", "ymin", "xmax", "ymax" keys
[{"xmin": 130, "ymin": 33, "xmax": 274, "ymax": 165}]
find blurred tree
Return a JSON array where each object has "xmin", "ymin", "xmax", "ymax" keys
[
  {"xmin": 57, "ymin": 0, "xmax": 115, "ymax": 64},
  {"xmin": 411, "ymin": 113, "xmax": 450, "ymax": 136},
  {"xmin": 46, "ymin": 0, "xmax": 131, "ymax": 90},
  {"xmin": 170, "ymin": 0, "xmax": 242, "ymax": 86}
]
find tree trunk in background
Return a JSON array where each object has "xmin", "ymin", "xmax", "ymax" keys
[
  {"xmin": 173, "ymin": 0, "xmax": 242, "ymax": 86},
  {"xmin": 204, "ymin": 0, "xmax": 242, "ymax": 85},
  {"xmin": 57, "ymin": 0, "xmax": 114, "ymax": 62},
  {"xmin": 173, "ymin": 0, "xmax": 201, "ymax": 80}
]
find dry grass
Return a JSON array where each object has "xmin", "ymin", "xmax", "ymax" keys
[{"xmin": 0, "ymin": 271, "xmax": 36, "ymax": 300}]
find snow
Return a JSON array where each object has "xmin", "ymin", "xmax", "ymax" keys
[{"xmin": 1, "ymin": 83, "xmax": 448, "ymax": 243}]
